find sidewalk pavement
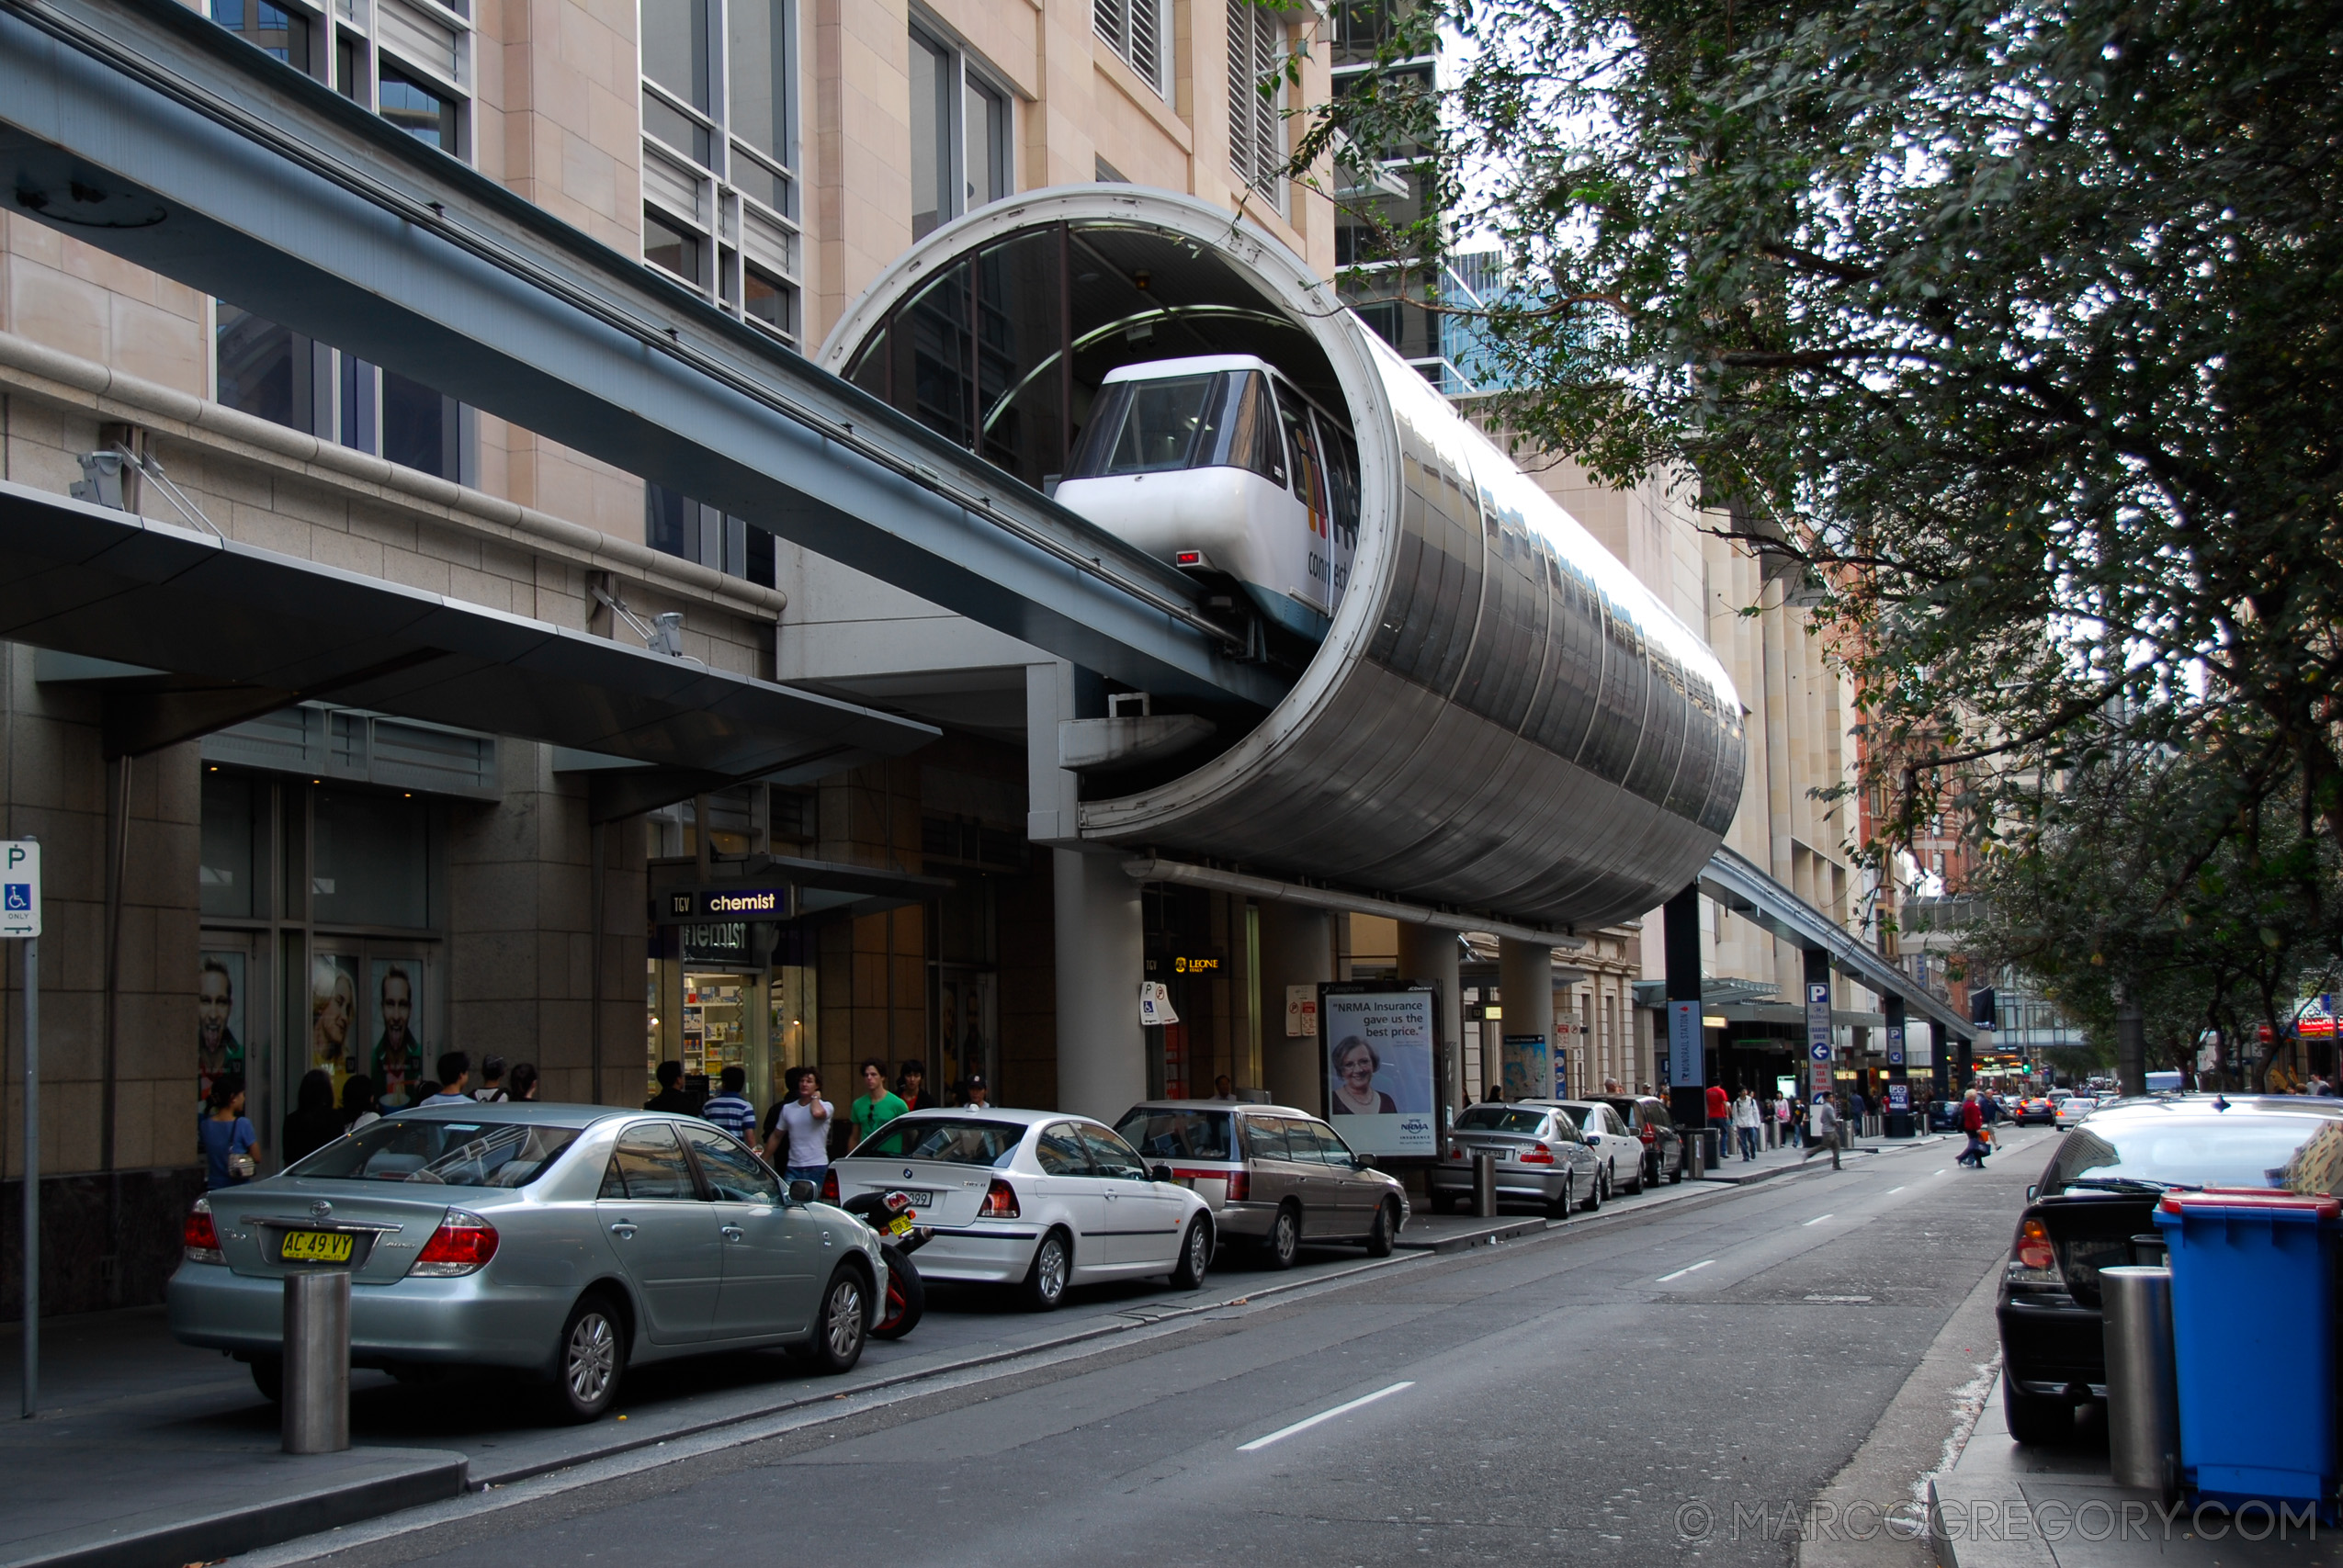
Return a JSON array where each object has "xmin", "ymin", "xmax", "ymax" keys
[
  {"xmin": 1930, "ymin": 1374, "xmax": 2343, "ymax": 1568},
  {"xmin": 1699, "ymin": 1129, "xmax": 1952, "ymax": 1185},
  {"xmin": 0, "ymin": 1210, "xmax": 1562, "ymax": 1568}
]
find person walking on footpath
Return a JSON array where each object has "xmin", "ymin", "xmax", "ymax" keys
[
  {"xmin": 644, "ymin": 1059, "xmax": 695, "ymax": 1113},
  {"xmin": 201, "ymin": 1073, "xmax": 260, "ymax": 1188},
  {"xmin": 1733, "ymin": 1088, "xmax": 1761, "ymax": 1161},
  {"xmin": 1776, "ymin": 1094, "xmax": 1796, "ymax": 1148},
  {"xmin": 851, "ymin": 1058, "xmax": 908, "ymax": 1145},
  {"xmin": 280, "ymin": 1068, "xmax": 344, "ymax": 1166},
  {"xmin": 1956, "ymin": 1089, "xmax": 1989, "ymax": 1168},
  {"xmin": 699, "ymin": 1065, "xmax": 757, "ymax": 1142},
  {"xmin": 1802, "ymin": 1093, "xmax": 1841, "ymax": 1169},
  {"xmin": 1705, "ymin": 1081, "xmax": 1731, "ymax": 1170},
  {"xmin": 420, "ymin": 1053, "xmax": 475, "ymax": 1105},
  {"xmin": 764, "ymin": 1066, "xmax": 833, "ymax": 1184}
]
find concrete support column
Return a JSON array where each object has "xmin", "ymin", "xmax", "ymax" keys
[
  {"xmin": 1398, "ymin": 922, "xmax": 1462, "ymax": 1116},
  {"xmin": 1664, "ymin": 885, "xmax": 1704, "ymax": 1130},
  {"xmin": 1884, "ymin": 993, "xmax": 1908, "ymax": 1087},
  {"xmin": 1497, "ymin": 937, "xmax": 1553, "ymax": 1101},
  {"xmin": 1052, "ymin": 850, "xmax": 1146, "ymax": 1121},
  {"xmin": 1930, "ymin": 1022, "xmax": 1950, "ymax": 1098},
  {"xmin": 1256, "ymin": 903, "xmax": 1332, "ymax": 1111}
]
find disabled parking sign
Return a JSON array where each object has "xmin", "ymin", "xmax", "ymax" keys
[{"xmin": 0, "ymin": 840, "xmax": 36, "ymax": 939}]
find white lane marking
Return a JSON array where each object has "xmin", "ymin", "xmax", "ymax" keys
[
  {"xmin": 1238, "ymin": 1382, "xmax": 1415, "ymax": 1452},
  {"xmin": 1803, "ymin": 1213, "xmax": 1834, "ymax": 1226},
  {"xmin": 1934, "ymin": 1168, "xmax": 1949, "ymax": 1176},
  {"xmin": 1657, "ymin": 1259, "xmax": 1715, "ymax": 1282},
  {"xmin": 1886, "ymin": 1186, "xmax": 1906, "ymax": 1194}
]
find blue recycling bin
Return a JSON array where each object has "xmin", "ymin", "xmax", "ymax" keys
[{"xmin": 2153, "ymin": 1190, "xmax": 2341, "ymax": 1516}]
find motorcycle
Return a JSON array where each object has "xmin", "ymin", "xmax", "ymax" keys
[{"xmin": 841, "ymin": 1189, "xmax": 931, "ymax": 1339}]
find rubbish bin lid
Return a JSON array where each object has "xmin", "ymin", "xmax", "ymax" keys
[{"xmin": 2156, "ymin": 1188, "xmax": 2341, "ymax": 1222}]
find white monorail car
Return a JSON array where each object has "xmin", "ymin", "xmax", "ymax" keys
[{"xmin": 1053, "ymin": 355, "xmax": 1358, "ymax": 646}]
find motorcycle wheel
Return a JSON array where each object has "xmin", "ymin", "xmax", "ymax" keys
[{"xmin": 872, "ymin": 1241, "xmax": 924, "ymax": 1339}]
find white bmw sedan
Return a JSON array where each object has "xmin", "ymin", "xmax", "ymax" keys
[{"xmin": 826, "ymin": 1108, "xmax": 1215, "ymax": 1310}]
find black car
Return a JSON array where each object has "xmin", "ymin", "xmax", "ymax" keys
[
  {"xmin": 1586, "ymin": 1094, "xmax": 1686, "ymax": 1186},
  {"xmin": 1928, "ymin": 1099, "xmax": 1965, "ymax": 1134},
  {"xmin": 1996, "ymin": 1094, "xmax": 2343, "ymax": 1444}
]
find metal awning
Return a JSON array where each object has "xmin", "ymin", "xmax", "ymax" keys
[{"xmin": 0, "ymin": 479, "xmax": 937, "ymax": 794}]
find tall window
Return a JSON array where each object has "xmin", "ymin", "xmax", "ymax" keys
[
  {"xmin": 647, "ymin": 484, "xmax": 775, "ymax": 586},
  {"xmin": 910, "ymin": 25, "xmax": 1012, "ymax": 243},
  {"xmin": 639, "ymin": 0, "xmax": 803, "ymax": 344},
  {"xmin": 1228, "ymin": 0, "xmax": 1286, "ymax": 205},
  {"xmin": 208, "ymin": 0, "xmax": 475, "ymax": 481},
  {"xmin": 1093, "ymin": 0, "xmax": 1165, "ymax": 94}
]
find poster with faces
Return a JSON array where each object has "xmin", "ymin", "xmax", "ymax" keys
[
  {"xmin": 369, "ymin": 958, "xmax": 427, "ymax": 1110},
  {"xmin": 198, "ymin": 951, "xmax": 247, "ymax": 1121}
]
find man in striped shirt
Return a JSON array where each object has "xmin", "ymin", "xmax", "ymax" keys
[{"xmin": 700, "ymin": 1065, "xmax": 758, "ymax": 1143}]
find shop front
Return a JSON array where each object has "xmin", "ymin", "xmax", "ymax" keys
[{"xmin": 645, "ymin": 908, "xmax": 817, "ymax": 1112}]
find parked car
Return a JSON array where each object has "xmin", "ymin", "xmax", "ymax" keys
[
  {"xmin": 826, "ymin": 1108, "xmax": 1214, "ymax": 1310},
  {"xmin": 1429, "ymin": 1103, "xmax": 1605, "ymax": 1217},
  {"xmin": 2013, "ymin": 1097, "xmax": 2057, "ymax": 1127},
  {"xmin": 1113, "ymin": 1100, "xmax": 1409, "ymax": 1269},
  {"xmin": 1927, "ymin": 1099, "xmax": 1964, "ymax": 1134},
  {"xmin": 1537, "ymin": 1100, "xmax": 1650, "ymax": 1194},
  {"xmin": 2053, "ymin": 1095, "xmax": 2098, "ymax": 1129},
  {"xmin": 1997, "ymin": 1094, "xmax": 2343, "ymax": 1444},
  {"xmin": 1584, "ymin": 1093, "xmax": 1686, "ymax": 1186},
  {"xmin": 169, "ymin": 1104, "xmax": 886, "ymax": 1421}
]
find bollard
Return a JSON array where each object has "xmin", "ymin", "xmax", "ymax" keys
[
  {"xmin": 1685, "ymin": 1132, "xmax": 1705, "ymax": 1180},
  {"xmin": 1472, "ymin": 1152, "xmax": 1497, "ymax": 1218},
  {"xmin": 283, "ymin": 1270, "xmax": 352, "ymax": 1454},
  {"xmin": 2101, "ymin": 1266, "xmax": 2179, "ymax": 1495}
]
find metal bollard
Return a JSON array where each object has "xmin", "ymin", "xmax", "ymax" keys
[
  {"xmin": 1472, "ymin": 1152, "xmax": 1497, "ymax": 1218},
  {"xmin": 1685, "ymin": 1133, "xmax": 1705, "ymax": 1179},
  {"xmin": 283, "ymin": 1270, "xmax": 352, "ymax": 1454},
  {"xmin": 2101, "ymin": 1266, "xmax": 2179, "ymax": 1495}
]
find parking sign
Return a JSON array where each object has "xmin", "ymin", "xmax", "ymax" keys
[{"xmin": 0, "ymin": 840, "xmax": 36, "ymax": 939}]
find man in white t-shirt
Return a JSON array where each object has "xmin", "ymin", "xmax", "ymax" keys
[{"xmin": 764, "ymin": 1066, "xmax": 834, "ymax": 1182}]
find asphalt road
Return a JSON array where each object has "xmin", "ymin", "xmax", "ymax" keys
[{"xmin": 272, "ymin": 1130, "xmax": 2055, "ymax": 1568}]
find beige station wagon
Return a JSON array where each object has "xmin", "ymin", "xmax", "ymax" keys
[{"xmin": 1113, "ymin": 1100, "xmax": 1410, "ymax": 1269}]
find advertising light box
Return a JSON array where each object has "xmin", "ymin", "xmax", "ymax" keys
[{"xmin": 1319, "ymin": 986, "xmax": 1437, "ymax": 1157}]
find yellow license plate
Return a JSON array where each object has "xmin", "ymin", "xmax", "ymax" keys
[
  {"xmin": 279, "ymin": 1229, "xmax": 355, "ymax": 1263},
  {"xmin": 886, "ymin": 1213, "xmax": 915, "ymax": 1236}
]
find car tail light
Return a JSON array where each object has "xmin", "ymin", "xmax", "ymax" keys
[
  {"xmin": 1638, "ymin": 1123, "xmax": 1657, "ymax": 1145},
  {"xmin": 184, "ymin": 1197, "xmax": 224, "ymax": 1264},
  {"xmin": 413, "ymin": 1209, "xmax": 499, "ymax": 1277},
  {"xmin": 1225, "ymin": 1170, "xmax": 1249, "ymax": 1202},
  {"xmin": 979, "ymin": 1179, "xmax": 1020, "ymax": 1219},
  {"xmin": 1447, "ymin": 1145, "xmax": 1463, "ymax": 1160},
  {"xmin": 820, "ymin": 1168, "xmax": 841, "ymax": 1202},
  {"xmin": 2007, "ymin": 1216, "xmax": 2061, "ymax": 1286},
  {"xmin": 1519, "ymin": 1143, "xmax": 1556, "ymax": 1165}
]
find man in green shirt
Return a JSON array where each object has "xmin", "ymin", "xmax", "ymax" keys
[{"xmin": 851, "ymin": 1058, "xmax": 909, "ymax": 1145}]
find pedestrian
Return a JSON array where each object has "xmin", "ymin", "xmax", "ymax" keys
[
  {"xmin": 1776, "ymin": 1094, "xmax": 1796, "ymax": 1147},
  {"xmin": 852, "ymin": 1058, "xmax": 908, "ymax": 1145},
  {"xmin": 1957, "ymin": 1089, "xmax": 1989, "ymax": 1167},
  {"xmin": 1706, "ymin": 1080, "xmax": 1731, "ymax": 1170},
  {"xmin": 1802, "ymin": 1093, "xmax": 1841, "ymax": 1169},
  {"xmin": 281, "ymin": 1068, "xmax": 344, "ymax": 1165},
  {"xmin": 1733, "ymin": 1088, "xmax": 1761, "ymax": 1161},
  {"xmin": 1213, "ymin": 1074, "xmax": 1238, "ymax": 1100},
  {"xmin": 339, "ymin": 1073, "xmax": 379, "ymax": 1133},
  {"xmin": 472, "ymin": 1055, "xmax": 511, "ymax": 1102},
  {"xmin": 200, "ymin": 1072, "xmax": 259, "ymax": 1189},
  {"xmin": 507, "ymin": 1062, "xmax": 539, "ymax": 1101},
  {"xmin": 700, "ymin": 1065, "xmax": 757, "ymax": 1142},
  {"xmin": 764, "ymin": 1066, "xmax": 833, "ymax": 1185},
  {"xmin": 421, "ymin": 1053, "xmax": 476, "ymax": 1105},
  {"xmin": 644, "ymin": 1059, "xmax": 695, "ymax": 1113},
  {"xmin": 962, "ymin": 1073, "xmax": 992, "ymax": 1108},
  {"xmin": 1487, "ymin": 1083, "xmax": 1506, "ymax": 1104},
  {"xmin": 897, "ymin": 1061, "xmax": 935, "ymax": 1112}
]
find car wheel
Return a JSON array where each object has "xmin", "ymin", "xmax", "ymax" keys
[
  {"xmin": 1364, "ymin": 1200, "xmax": 1398, "ymax": 1258},
  {"xmin": 1626, "ymin": 1155, "xmax": 1646, "ymax": 1194},
  {"xmin": 1544, "ymin": 1176, "xmax": 1573, "ymax": 1219},
  {"xmin": 872, "ymin": 1243, "xmax": 924, "ymax": 1340},
  {"xmin": 1581, "ymin": 1167, "xmax": 1606, "ymax": 1212},
  {"xmin": 250, "ymin": 1354, "xmax": 283, "ymax": 1404},
  {"xmin": 799, "ymin": 1267, "xmax": 868, "ymax": 1374},
  {"xmin": 1262, "ymin": 1204, "xmax": 1301, "ymax": 1269},
  {"xmin": 549, "ymin": 1291, "xmax": 625, "ymax": 1422},
  {"xmin": 1170, "ymin": 1217, "xmax": 1213, "ymax": 1290},
  {"xmin": 2003, "ymin": 1383, "xmax": 2074, "ymax": 1447},
  {"xmin": 1020, "ymin": 1228, "xmax": 1073, "ymax": 1311},
  {"xmin": 1669, "ymin": 1147, "xmax": 1685, "ymax": 1183}
]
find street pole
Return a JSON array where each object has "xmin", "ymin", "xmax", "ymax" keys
[
  {"xmin": 2116, "ymin": 989, "xmax": 2146, "ymax": 1099},
  {"xmin": 19, "ymin": 932, "xmax": 35, "ymax": 1420}
]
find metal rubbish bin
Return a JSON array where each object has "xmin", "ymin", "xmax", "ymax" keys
[
  {"xmin": 2101, "ymin": 1266, "xmax": 2179, "ymax": 1495},
  {"xmin": 1472, "ymin": 1152, "xmax": 1497, "ymax": 1218},
  {"xmin": 2153, "ymin": 1190, "xmax": 2340, "ymax": 1515},
  {"xmin": 283, "ymin": 1269, "xmax": 352, "ymax": 1455}
]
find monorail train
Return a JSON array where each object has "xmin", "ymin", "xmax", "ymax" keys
[{"xmin": 1053, "ymin": 355, "xmax": 1359, "ymax": 647}]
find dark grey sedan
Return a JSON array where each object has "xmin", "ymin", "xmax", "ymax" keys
[{"xmin": 169, "ymin": 1104, "xmax": 887, "ymax": 1420}]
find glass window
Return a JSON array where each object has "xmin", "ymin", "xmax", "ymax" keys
[
  {"xmin": 1241, "ymin": 1115, "xmax": 1294, "ymax": 1161},
  {"xmin": 964, "ymin": 77, "xmax": 1008, "ymax": 211},
  {"xmin": 1079, "ymin": 1124, "xmax": 1149, "ymax": 1181},
  {"xmin": 1556, "ymin": 1105, "xmax": 1592, "ymax": 1128},
  {"xmin": 852, "ymin": 1115, "xmax": 1022, "ymax": 1168},
  {"xmin": 379, "ymin": 62, "xmax": 459, "ymax": 152},
  {"xmin": 200, "ymin": 773, "xmax": 258, "ymax": 920},
  {"xmin": 1276, "ymin": 383, "xmax": 1326, "ymax": 511},
  {"xmin": 1114, "ymin": 1108, "xmax": 1232, "ymax": 1160},
  {"xmin": 1077, "ymin": 374, "xmax": 1223, "ymax": 476},
  {"xmin": 2044, "ymin": 1111, "xmax": 2343, "ymax": 1195},
  {"xmin": 311, "ymin": 789, "xmax": 430, "ymax": 930},
  {"xmin": 744, "ymin": 264, "xmax": 794, "ymax": 336},
  {"xmin": 1298, "ymin": 1119, "xmax": 1357, "ymax": 1167},
  {"xmin": 1036, "ymin": 1122, "xmax": 1094, "ymax": 1176},
  {"xmin": 293, "ymin": 1116, "xmax": 585, "ymax": 1185},
  {"xmin": 679, "ymin": 1123, "xmax": 781, "ymax": 1202},
  {"xmin": 640, "ymin": 0, "xmax": 710, "ymax": 110},
  {"xmin": 910, "ymin": 28, "xmax": 1011, "ymax": 242},
  {"xmin": 382, "ymin": 369, "xmax": 458, "ymax": 479},
  {"xmin": 1227, "ymin": 0, "xmax": 1283, "ymax": 198},
  {"xmin": 909, "ymin": 30, "xmax": 951, "ymax": 242},
  {"xmin": 1093, "ymin": 0, "xmax": 1162, "ymax": 92},
  {"xmin": 641, "ymin": 88, "xmax": 710, "ymax": 165},
  {"xmin": 1221, "ymin": 371, "xmax": 1287, "ymax": 485},
  {"xmin": 210, "ymin": 0, "xmax": 313, "ymax": 72},
  {"xmin": 1455, "ymin": 1105, "xmax": 1549, "ymax": 1134},
  {"xmin": 215, "ymin": 306, "xmax": 315, "ymax": 434},
  {"xmin": 728, "ymin": 0, "xmax": 790, "ymax": 166},
  {"xmin": 644, "ymin": 208, "xmax": 704, "ymax": 285},
  {"xmin": 603, "ymin": 1121, "xmax": 701, "ymax": 1199}
]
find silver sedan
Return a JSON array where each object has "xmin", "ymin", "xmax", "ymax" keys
[{"xmin": 168, "ymin": 1104, "xmax": 887, "ymax": 1421}]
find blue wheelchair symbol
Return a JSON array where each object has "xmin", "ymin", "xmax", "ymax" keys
[{"xmin": 3, "ymin": 883, "xmax": 28, "ymax": 913}]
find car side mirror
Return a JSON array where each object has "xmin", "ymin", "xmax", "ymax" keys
[
  {"xmin": 787, "ymin": 1179, "xmax": 818, "ymax": 1205},
  {"xmin": 1150, "ymin": 1163, "xmax": 1174, "ymax": 1183},
  {"xmin": 2026, "ymin": 1183, "xmax": 2038, "ymax": 1201}
]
